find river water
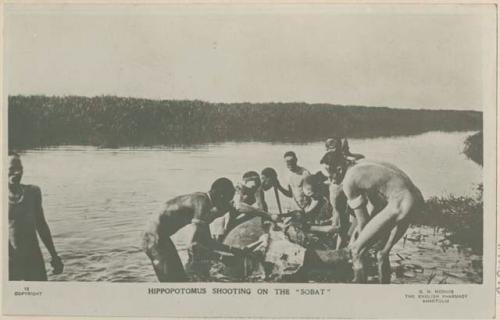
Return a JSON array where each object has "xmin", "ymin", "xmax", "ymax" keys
[{"xmin": 16, "ymin": 131, "xmax": 482, "ymax": 282}]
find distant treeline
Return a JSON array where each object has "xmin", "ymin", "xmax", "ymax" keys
[{"xmin": 8, "ymin": 95, "xmax": 482, "ymax": 149}]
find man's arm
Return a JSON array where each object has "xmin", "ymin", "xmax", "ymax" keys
[
  {"xmin": 189, "ymin": 223, "xmax": 247, "ymax": 256},
  {"xmin": 189, "ymin": 197, "xmax": 248, "ymax": 256},
  {"xmin": 346, "ymin": 153, "xmax": 365, "ymax": 161},
  {"xmin": 234, "ymin": 202, "xmax": 274, "ymax": 223},
  {"xmin": 33, "ymin": 186, "xmax": 63, "ymax": 274},
  {"xmin": 309, "ymin": 219, "xmax": 340, "ymax": 234},
  {"xmin": 255, "ymin": 187, "xmax": 268, "ymax": 212},
  {"xmin": 303, "ymin": 198, "xmax": 319, "ymax": 215},
  {"xmin": 276, "ymin": 181, "xmax": 293, "ymax": 198},
  {"xmin": 307, "ymin": 197, "xmax": 339, "ymax": 234}
]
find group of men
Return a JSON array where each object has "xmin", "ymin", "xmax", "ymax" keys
[
  {"xmin": 142, "ymin": 137, "xmax": 424, "ymax": 283},
  {"xmin": 8, "ymin": 136, "xmax": 424, "ymax": 284}
]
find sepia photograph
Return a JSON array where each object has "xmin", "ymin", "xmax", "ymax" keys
[{"xmin": 2, "ymin": 2, "xmax": 497, "ymax": 318}]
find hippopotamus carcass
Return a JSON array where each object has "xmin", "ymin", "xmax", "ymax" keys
[{"xmin": 219, "ymin": 215, "xmax": 353, "ymax": 282}]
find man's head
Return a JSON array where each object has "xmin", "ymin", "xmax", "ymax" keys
[
  {"xmin": 284, "ymin": 151, "xmax": 298, "ymax": 171},
  {"xmin": 8, "ymin": 152, "xmax": 23, "ymax": 186},
  {"xmin": 325, "ymin": 137, "xmax": 342, "ymax": 152},
  {"xmin": 210, "ymin": 177, "xmax": 236, "ymax": 210},
  {"xmin": 302, "ymin": 175, "xmax": 320, "ymax": 197},
  {"xmin": 242, "ymin": 171, "xmax": 261, "ymax": 193},
  {"xmin": 320, "ymin": 151, "xmax": 347, "ymax": 184},
  {"xmin": 261, "ymin": 167, "xmax": 277, "ymax": 191}
]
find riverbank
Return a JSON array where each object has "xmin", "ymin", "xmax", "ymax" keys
[
  {"xmin": 390, "ymin": 225, "xmax": 482, "ymax": 284},
  {"xmin": 8, "ymin": 95, "xmax": 481, "ymax": 149}
]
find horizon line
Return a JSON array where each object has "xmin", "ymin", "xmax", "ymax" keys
[{"xmin": 8, "ymin": 93, "xmax": 482, "ymax": 113}]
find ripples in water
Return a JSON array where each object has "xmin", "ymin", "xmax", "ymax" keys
[{"xmin": 23, "ymin": 132, "xmax": 481, "ymax": 282}]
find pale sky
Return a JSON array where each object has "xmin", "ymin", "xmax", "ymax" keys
[{"xmin": 5, "ymin": 4, "xmax": 489, "ymax": 110}]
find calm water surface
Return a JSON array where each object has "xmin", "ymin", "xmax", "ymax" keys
[{"xmin": 17, "ymin": 131, "xmax": 482, "ymax": 282}]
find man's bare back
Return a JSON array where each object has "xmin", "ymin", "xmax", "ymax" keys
[
  {"xmin": 143, "ymin": 178, "xmax": 254, "ymax": 282},
  {"xmin": 147, "ymin": 193, "xmax": 219, "ymax": 237},
  {"xmin": 343, "ymin": 161, "xmax": 422, "ymax": 211},
  {"xmin": 342, "ymin": 161, "xmax": 424, "ymax": 283}
]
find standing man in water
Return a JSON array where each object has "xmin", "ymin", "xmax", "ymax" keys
[
  {"xmin": 275, "ymin": 151, "xmax": 311, "ymax": 210},
  {"xmin": 8, "ymin": 152, "xmax": 64, "ymax": 281},
  {"xmin": 143, "ymin": 178, "xmax": 253, "ymax": 282},
  {"xmin": 320, "ymin": 150, "xmax": 351, "ymax": 249}
]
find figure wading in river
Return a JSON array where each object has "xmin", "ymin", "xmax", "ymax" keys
[{"xmin": 8, "ymin": 152, "xmax": 64, "ymax": 281}]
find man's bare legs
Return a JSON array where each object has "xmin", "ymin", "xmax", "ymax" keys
[
  {"xmin": 329, "ymin": 183, "xmax": 350, "ymax": 249},
  {"xmin": 376, "ymin": 221, "xmax": 409, "ymax": 283},
  {"xmin": 347, "ymin": 193, "xmax": 416, "ymax": 283},
  {"xmin": 144, "ymin": 232, "xmax": 188, "ymax": 282}
]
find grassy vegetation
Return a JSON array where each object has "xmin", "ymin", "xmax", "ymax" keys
[
  {"xmin": 9, "ymin": 95, "xmax": 482, "ymax": 149},
  {"xmin": 413, "ymin": 133, "xmax": 483, "ymax": 254},
  {"xmin": 463, "ymin": 131, "xmax": 483, "ymax": 166},
  {"xmin": 417, "ymin": 186, "xmax": 483, "ymax": 254}
]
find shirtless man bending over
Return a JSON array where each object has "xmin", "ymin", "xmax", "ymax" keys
[
  {"xmin": 142, "ymin": 178, "xmax": 252, "ymax": 282},
  {"xmin": 342, "ymin": 161, "xmax": 424, "ymax": 283}
]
